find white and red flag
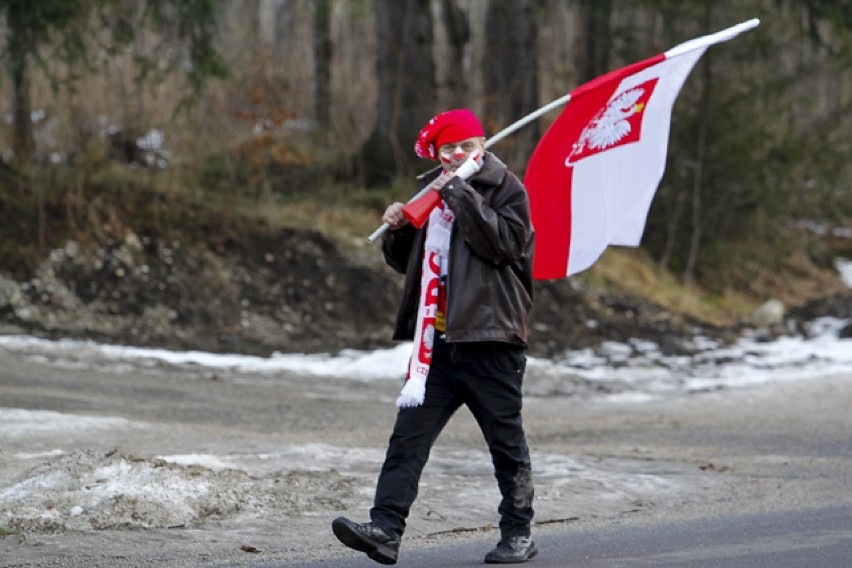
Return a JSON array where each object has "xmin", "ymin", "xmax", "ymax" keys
[{"xmin": 524, "ymin": 19, "xmax": 759, "ymax": 279}]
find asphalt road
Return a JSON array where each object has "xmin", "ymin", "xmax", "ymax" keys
[
  {"xmin": 282, "ymin": 506, "xmax": 852, "ymax": 567},
  {"xmin": 2, "ymin": 343, "xmax": 851, "ymax": 568}
]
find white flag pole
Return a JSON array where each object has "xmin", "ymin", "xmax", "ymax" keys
[
  {"xmin": 482, "ymin": 93, "xmax": 572, "ymax": 148},
  {"xmin": 366, "ymin": 93, "xmax": 572, "ymax": 243}
]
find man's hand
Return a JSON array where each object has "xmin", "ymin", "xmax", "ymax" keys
[
  {"xmin": 382, "ymin": 202, "xmax": 409, "ymax": 231},
  {"xmin": 383, "ymin": 171, "xmax": 456, "ymax": 232},
  {"xmin": 432, "ymin": 170, "xmax": 454, "ymax": 191}
]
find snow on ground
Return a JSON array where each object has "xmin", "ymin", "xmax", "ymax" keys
[
  {"xmin": 0, "ymin": 447, "xmax": 357, "ymax": 533},
  {"xmin": 1, "ymin": 426, "xmax": 697, "ymax": 535},
  {"xmin": 0, "ymin": 335, "xmax": 414, "ymax": 380},
  {"xmin": 1, "ymin": 313, "xmax": 850, "ymax": 535},
  {"xmin": 3, "ymin": 408, "xmax": 143, "ymax": 441},
  {"xmin": 548, "ymin": 316, "xmax": 852, "ymax": 397},
  {"xmin": 1, "ymin": 316, "xmax": 850, "ymax": 396},
  {"xmin": 837, "ymin": 257, "xmax": 852, "ymax": 287}
]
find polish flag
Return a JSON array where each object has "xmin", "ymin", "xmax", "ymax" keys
[{"xmin": 524, "ymin": 19, "xmax": 760, "ymax": 279}]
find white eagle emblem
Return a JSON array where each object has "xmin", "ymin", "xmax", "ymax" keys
[
  {"xmin": 566, "ymin": 87, "xmax": 647, "ymax": 165},
  {"xmin": 421, "ymin": 324, "xmax": 435, "ymax": 357}
]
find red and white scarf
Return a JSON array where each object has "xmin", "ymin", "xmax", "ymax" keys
[{"xmin": 396, "ymin": 200, "xmax": 454, "ymax": 408}]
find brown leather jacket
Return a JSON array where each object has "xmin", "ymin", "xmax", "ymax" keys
[{"xmin": 381, "ymin": 152, "xmax": 534, "ymax": 347}]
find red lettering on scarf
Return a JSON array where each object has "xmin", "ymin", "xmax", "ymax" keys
[
  {"xmin": 427, "ymin": 251, "xmax": 440, "ymax": 280},
  {"xmin": 416, "ymin": 256, "xmax": 441, "ymax": 364}
]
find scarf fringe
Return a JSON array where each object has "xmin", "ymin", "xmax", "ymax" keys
[{"xmin": 396, "ymin": 376, "xmax": 426, "ymax": 408}]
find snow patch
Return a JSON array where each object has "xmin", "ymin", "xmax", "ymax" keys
[
  {"xmin": 837, "ymin": 257, "xmax": 852, "ymax": 288},
  {"xmin": 2, "ymin": 408, "xmax": 143, "ymax": 441},
  {"xmin": 0, "ymin": 449, "xmax": 356, "ymax": 533}
]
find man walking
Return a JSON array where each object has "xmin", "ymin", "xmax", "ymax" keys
[{"xmin": 332, "ymin": 109, "xmax": 537, "ymax": 564}]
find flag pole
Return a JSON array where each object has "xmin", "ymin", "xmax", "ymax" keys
[
  {"xmin": 482, "ymin": 93, "xmax": 571, "ymax": 148},
  {"xmin": 366, "ymin": 93, "xmax": 572, "ymax": 243}
]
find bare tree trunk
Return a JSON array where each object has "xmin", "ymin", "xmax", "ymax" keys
[
  {"xmin": 434, "ymin": 0, "xmax": 471, "ymax": 109},
  {"xmin": 577, "ymin": 0, "xmax": 612, "ymax": 84},
  {"xmin": 683, "ymin": 116, "xmax": 705, "ymax": 284},
  {"xmin": 9, "ymin": 33, "xmax": 35, "ymax": 173},
  {"xmin": 483, "ymin": 0, "xmax": 540, "ymax": 169},
  {"xmin": 360, "ymin": 0, "xmax": 436, "ymax": 186},
  {"xmin": 313, "ymin": 0, "xmax": 332, "ymax": 147},
  {"xmin": 6, "ymin": 8, "xmax": 39, "ymax": 252},
  {"xmin": 683, "ymin": 5, "xmax": 713, "ymax": 283},
  {"xmin": 659, "ymin": 183, "xmax": 685, "ymax": 269}
]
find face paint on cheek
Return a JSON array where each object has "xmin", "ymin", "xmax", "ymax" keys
[{"xmin": 439, "ymin": 150, "xmax": 453, "ymax": 164}]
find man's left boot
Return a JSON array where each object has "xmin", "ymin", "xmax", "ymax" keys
[{"xmin": 484, "ymin": 535, "xmax": 538, "ymax": 564}]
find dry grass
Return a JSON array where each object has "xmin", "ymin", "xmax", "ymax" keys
[
  {"xmin": 584, "ymin": 245, "xmax": 849, "ymax": 326},
  {"xmin": 231, "ymin": 190, "xmax": 385, "ymax": 241},
  {"xmin": 584, "ymin": 248, "xmax": 761, "ymax": 326}
]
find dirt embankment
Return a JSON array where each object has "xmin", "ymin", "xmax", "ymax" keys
[{"xmin": 1, "ymin": 202, "xmax": 850, "ymax": 359}]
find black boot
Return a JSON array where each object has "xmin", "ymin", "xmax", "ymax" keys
[
  {"xmin": 484, "ymin": 535, "xmax": 538, "ymax": 564},
  {"xmin": 331, "ymin": 516, "xmax": 400, "ymax": 565}
]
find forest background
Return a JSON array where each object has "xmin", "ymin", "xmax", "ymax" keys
[{"xmin": 0, "ymin": 0, "xmax": 851, "ymax": 357}]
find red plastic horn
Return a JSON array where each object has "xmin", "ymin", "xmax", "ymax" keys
[
  {"xmin": 402, "ymin": 190, "xmax": 443, "ymax": 228},
  {"xmin": 401, "ymin": 158, "xmax": 481, "ymax": 229}
]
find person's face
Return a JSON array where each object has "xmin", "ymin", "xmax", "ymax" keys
[{"xmin": 438, "ymin": 137, "xmax": 485, "ymax": 172}]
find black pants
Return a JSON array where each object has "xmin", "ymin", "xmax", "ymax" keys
[{"xmin": 370, "ymin": 334, "xmax": 534, "ymax": 540}]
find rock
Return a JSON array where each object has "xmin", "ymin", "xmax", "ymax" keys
[
  {"xmin": 744, "ymin": 299, "xmax": 785, "ymax": 328},
  {"xmin": 0, "ymin": 275, "xmax": 23, "ymax": 309}
]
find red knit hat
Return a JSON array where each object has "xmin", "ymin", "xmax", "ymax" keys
[{"xmin": 414, "ymin": 109, "xmax": 485, "ymax": 159}]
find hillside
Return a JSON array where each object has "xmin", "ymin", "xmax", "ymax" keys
[{"xmin": 1, "ymin": 180, "xmax": 850, "ymax": 360}]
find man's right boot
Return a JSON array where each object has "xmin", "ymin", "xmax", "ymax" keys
[{"xmin": 331, "ymin": 516, "xmax": 400, "ymax": 565}]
